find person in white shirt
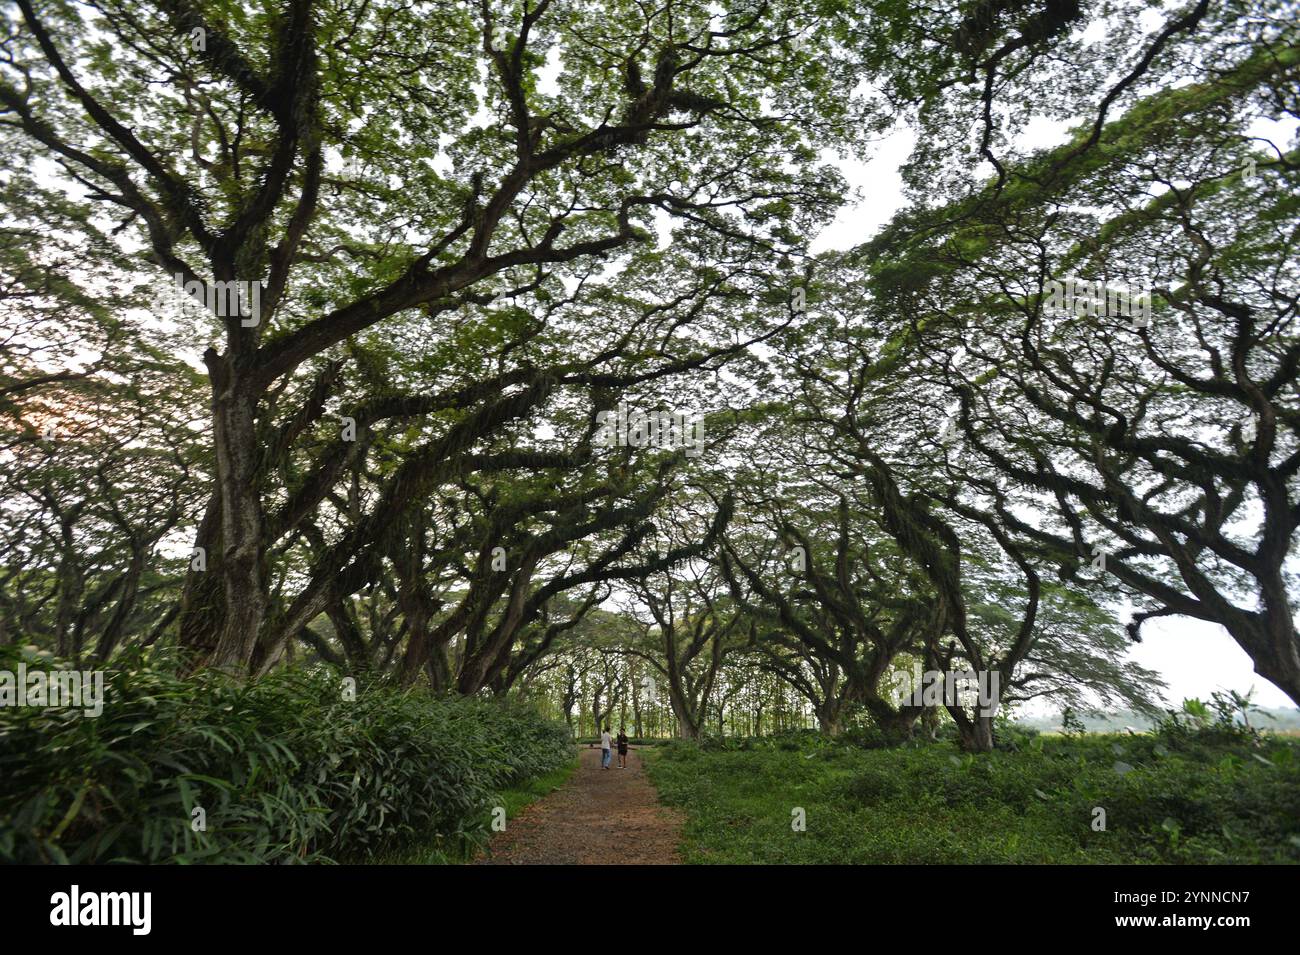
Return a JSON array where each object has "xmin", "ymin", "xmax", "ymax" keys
[{"xmin": 600, "ymin": 727, "xmax": 612, "ymax": 769}]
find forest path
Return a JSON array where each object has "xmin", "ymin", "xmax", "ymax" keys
[{"xmin": 475, "ymin": 745, "xmax": 683, "ymax": 865}]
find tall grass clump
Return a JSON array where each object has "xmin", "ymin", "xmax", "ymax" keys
[{"xmin": 0, "ymin": 646, "xmax": 572, "ymax": 864}]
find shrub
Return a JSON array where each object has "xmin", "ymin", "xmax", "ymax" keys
[
  {"xmin": 0, "ymin": 647, "xmax": 572, "ymax": 864},
  {"xmin": 841, "ymin": 725, "xmax": 895, "ymax": 749},
  {"xmin": 644, "ymin": 728, "xmax": 1300, "ymax": 864},
  {"xmin": 1155, "ymin": 696, "xmax": 1267, "ymax": 754},
  {"xmin": 843, "ymin": 764, "xmax": 904, "ymax": 802}
]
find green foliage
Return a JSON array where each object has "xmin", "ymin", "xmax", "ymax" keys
[
  {"xmin": 373, "ymin": 755, "xmax": 580, "ymax": 864},
  {"xmin": 0, "ymin": 648, "xmax": 572, "ymax": 864},
  {"xmin": 644, "ymin": 731, "xmax": 1300, "ymax": 864},
  {"xmin": 695, "ymin": 728, "xmax": 838, "ymax": 753},
  {"xmin": 1060, "ymin": 706, "xmax": 1088, "ymax": 739},
  {"xmin": 1152, "ymin": 693, "xmax": 1270, "ymax": 752}
]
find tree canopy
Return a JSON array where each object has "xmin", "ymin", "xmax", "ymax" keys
[{"xmin": 2, "ymin": 0, "xmax": 1296, "ymax": 751}]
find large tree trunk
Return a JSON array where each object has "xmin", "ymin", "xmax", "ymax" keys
[
  {"xmin": 955, "ymin": 713, "xmax": 994, "ymax": 752},
  {"xmin": 562, "ymin": 668, "xmax": 578, "ymax": 734},
  {"xmin": 864, "ymin": 695, "xmax": 923, "ymax": 743},
  {"xmin": 668, "ymin": 689, "xmax": 701, "ymax": 739},
  {"xmin": 177, "ymin": 492, "xmax": 225, "ymax": 663},
  {"xmin": 326, "ymin": 600, "xmax": 370, "ymax": 673},
  {"xmin": 816, "ymin": 701, "xmax": 844, "ymax": 737},
  {"xmin": 920, "ymin": 705, "xmax": 941, "ymax": 740},
  {"xmin": 53, "ymin": 532, "xmax": 84, "ymax": 660},
  {"xmin": 455, "ymin": 553, "xmax": 539, "ymax": 695},
  {"xmin": 203, "ymin": 356, "xmax": 268, "ymax": 672},
  {"xmin": 93, "ymin": 544, "xmax": 145, "ymax": 661},
  {"xmin": 631, "ymin": 675, "xmax": 643, "ymax": 738},
  {"xmin": 664, "ymin": 653, "xmax": 708, "ymax": 741},
  {"xmin": 1231, "ymin": 598, "xmax": 1300, "ymax": 710},
  {"xmin": 426, "ymin": 643, "xmax": 451, "ymax": 693},
  {"xmin": 397, "ymin": 607, "xmax": 431, "ymax": 687},
  {"xmin": 878, "ymin": 708, "xmax": 922, "ymax": 741}
]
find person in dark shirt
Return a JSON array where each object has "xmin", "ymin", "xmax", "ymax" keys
[{"xmin": 616, "ymin": 727, "xmax": 629, "ymax": 769}]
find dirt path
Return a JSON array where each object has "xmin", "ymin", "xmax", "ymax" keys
[{"xmin": 476, "ymin": 746, "xmax": 683, "ymax": 865}]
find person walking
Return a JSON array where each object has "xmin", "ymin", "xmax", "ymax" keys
[
  {"xmin": 600, "ymin": 725, "xmax": 612, "ymax": 769},
  {"xmin": 616, "ymin": 727, "xmax": 629, "ymax": 769}
]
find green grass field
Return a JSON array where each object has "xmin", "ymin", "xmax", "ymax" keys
[{"xmin": 642, "ymin": 731, "xmax": 1300, "ymax": 864}]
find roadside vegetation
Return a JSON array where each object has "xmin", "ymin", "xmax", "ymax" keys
[
  {"xmin": 0, "ymin": 647, "xmax": 572, "ymax": 864},
  {"xmin": 644, "ymin": 713, "xmax": 1300, "ymax": 865}
]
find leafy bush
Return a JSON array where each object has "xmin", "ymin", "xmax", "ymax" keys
[
  {"xmin": 1153, "ymin": 695, "xmax": 1269, "ymax": 753},
  {"xmin": 840, "ymin": 725, "xmax": 896, "ymax": 750},
  {"xmin": 843, "ymin": 764, "xmax": 904, "ymax": 802},
  {"xmin": 0, "ymin": 647, "xmax": 572, "ymax": 864}
]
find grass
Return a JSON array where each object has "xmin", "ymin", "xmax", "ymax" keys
[
  {"xmin": 365, "ymin": 751, "xmax": 579, "ymax": 865},
  {"xmin": 642, "ymin": 731, "xmax": 1300, "ymax": 865}
]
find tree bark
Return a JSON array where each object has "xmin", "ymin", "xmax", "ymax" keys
[
  {"xmin": 816, "ymin": 703, "xmax": 844, "ymax": 737},
  {"xmin": 955, "ymin": 713, "xmax": 994, "ymax": 752},
  {"xmin": 202, "ymin": 353, "xmax": 268, "ymax": 672},
  {"xmin": 669, "ymin": 689, "xmax": 701, "ymax": 739}
]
